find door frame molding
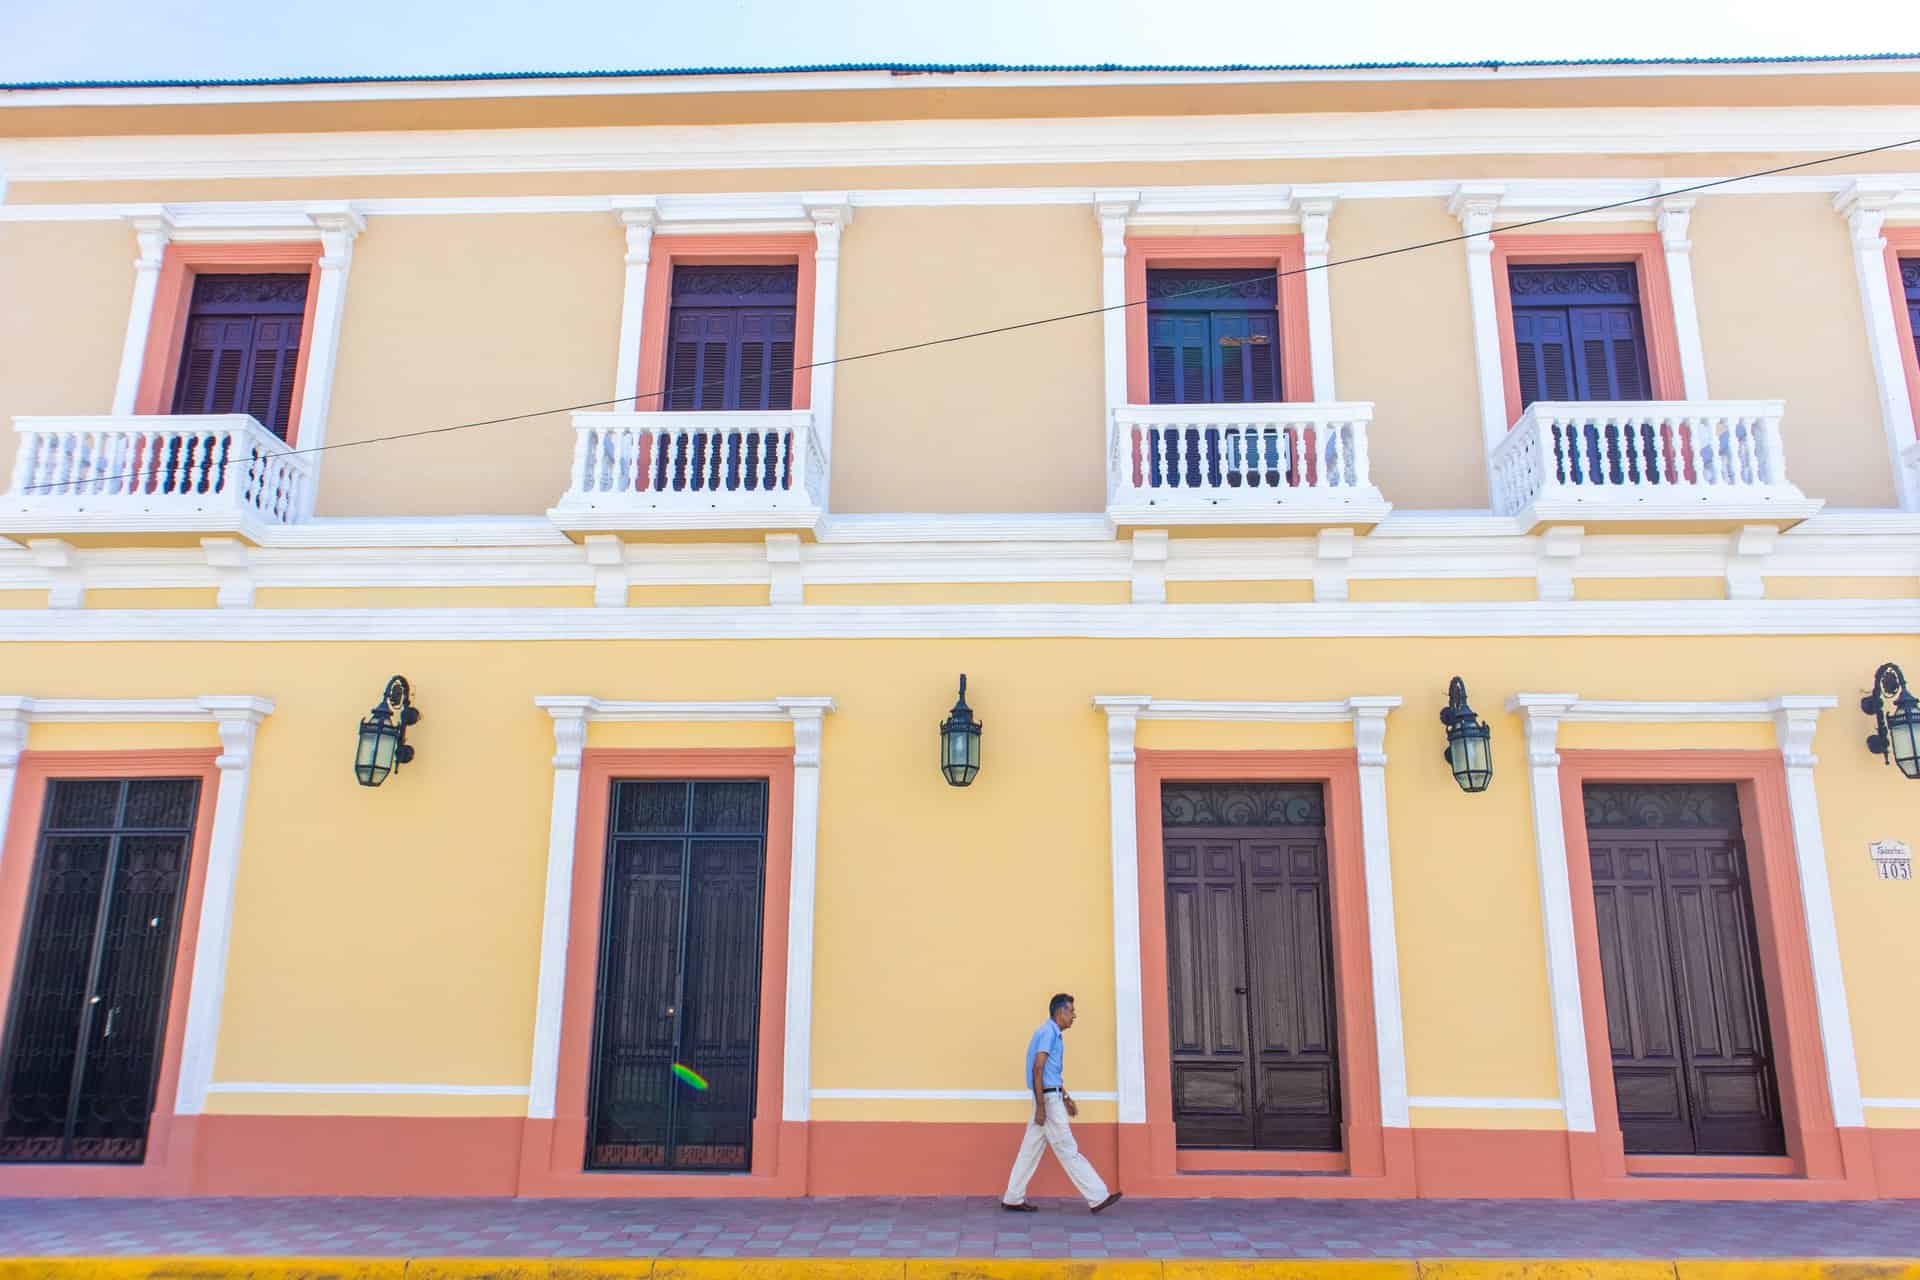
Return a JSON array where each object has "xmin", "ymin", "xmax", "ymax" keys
[
  {"xmin": 0, "ymin": 748, "xmax": 221, "ymax": 1195},
  {"xmin": 1094, "ymin": 692, "xmax": 1415, "ymax": 1196},
  {"xmin": 1509, "ymin": 692, "xmax": 1875, "ymax": 1199},
  {"xmin": 523, "ymin": 694, "xmax": 832, "ymax": 1197}
]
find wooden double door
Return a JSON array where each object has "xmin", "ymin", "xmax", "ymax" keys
[
  {"xmin": 586, "ymin": 779, "xmax": 768, "ymax": 1172},
  {"xmin": 1161, "ymin": 783, "xmax": 1341, "ymax": 1151},
  {"xmin": 1583, "ymin": 783, "xmax": 1785, "ymax": 1156}
]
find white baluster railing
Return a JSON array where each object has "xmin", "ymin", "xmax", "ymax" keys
[
  {"xmin": 1489, "ymin": 400, "xmax": 1817, "ymax": 524},
  {"xmin": 552, "ymin": 410, "xmax": 827, "ymax": 531},
  {"xmin": 3, "ymin": 415, "xmax": 313, "ymax": 531},
  {"xmin": 1107, "ymin": 402, "xmax": 1389, "ymax": 526}
]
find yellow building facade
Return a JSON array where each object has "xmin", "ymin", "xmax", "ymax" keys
[{"xmin": 1, "ymin": 57, "xmax": 1920, "ymax": 1201}]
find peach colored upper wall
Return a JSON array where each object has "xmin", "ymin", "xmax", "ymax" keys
[
  {"xmin": 315, "ymin": 213, "xmax": 624, "ymax": 517},
  {"xmin": 1328, "ymin": 198, "xmax": 1488, "ymax": 509},
  {"xmin": 0, "ymin": 220, "xmax": 132, "ymax": 481},
  {"xmin": 830, "ymin": 204, "xmax": 1106, "ymax": 514},
  {"xmin": 1689, "ymin": 194, "xmax": 1893, "ymax": 508}
]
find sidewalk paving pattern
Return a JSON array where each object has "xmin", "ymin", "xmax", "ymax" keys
[{"xmin": 2, "ymin": 1197, "xmax": 1918, "ymax": 1260}]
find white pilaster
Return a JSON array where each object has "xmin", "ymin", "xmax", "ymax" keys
[
  {"xmin": 1347, "ymin": 695, "xmax": 1409, "ymax": 1129},
  {"xmin": 583, "ymin": 535, "xmax": 627, "ymax": 608},
  {"xmin": 1129, "ymin": 530, "xmax": 1168, "ymax": 605},
  {"xmin": 1506, "ymin": 692, "xmax": 1594, "ymax": 1132},
  {"xmin": 1296, "ymin": 191, "xmax": 1339, "ymax": 401},
  {"xmin": 1770, "ymin": 695, "xmax": 1864, "ymax": 1128},
  {"xmin": 111, "ymin": 208, "xmax": 175, "ymax": 416},
  {"xmin": 1451, "ymin": 185, "xmax": 1511, "ymax": 482},
  {"xmin": 1655, "ymin": 197, "xmax": 1710, "ymax": 400},
  {"xmin": 1094, "ymin": 695, "xmax": 1152, "ymax": 1125},
  {"xmin": 802, "ymin": 196, "xmax": 851, "ymax": 470},
  {"xmin": 526, "ymin": 696, "xmax": 594, "ymax": 1120},
  {"xmin": 173, "ymin": 696, "xmax": 275, "ymax": 1115},
  {"xmin": 0, "ymin": 698, "xmax": 29, "ymax": 877},
  {"xmin": 776, "ymin": 695, "xmax": 834, "ymax": 1123},
  {"xmin": 1836, "ymin": 182, "xmax": 1919, "ymax": 510},
  {"xmin": 290, "ymin": 205, "xmax": 365, "ymax": 483},
  {"xmin": 1094, "ymin": 193, "xmax": 1139, "ymax": 425},
  {"xmin": 201, "ymin": 537, "xmax": 253, "ymax": 608},
  {"xmin": 611, "ymin": 199, "xmax": 657, "ymax": 406}
]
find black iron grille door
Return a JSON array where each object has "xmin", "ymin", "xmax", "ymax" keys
[
  {"xmin": 587, "ymin": 779, "xmax": 767, "ymax": 1172},
  {"xmin": 0, "ymin": 778, "xmax": 201, "ymax": 1164}
]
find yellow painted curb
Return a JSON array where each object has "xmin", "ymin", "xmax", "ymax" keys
[
  {"xmin": 1164, "ymin": 1264, "xmax": 1417, "ymax": 1279},
  {"xmin": 0, "ymin": 1261, "xmax": 401, "ymax": 1280},
  {"xmin": 1418, "ymin": 1265, "xmax": 1678, "ymax": 1280},
  {"xmin": 1676, "ymin": 1266, "xmax": 1920, "ymax": 1280},
  {"xmin": 908, "ymin": 1264, "xmax": 1163, "ymax": 1279}
]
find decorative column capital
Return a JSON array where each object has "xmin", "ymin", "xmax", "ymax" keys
[
  {"xmin": 120, "ymin": 205, "xmax": 176, "ymax": 269},
  {"xmin": 1654, "ymin": 195, "xmax": 1695, "ymax": 253},
  {"xmin": 803, "ymin": 195, "xmax": 853, "ymax": 259},
  {"xmin": 776, "ymin": 696, "xmax": 836, "ymax": 768},
  {"xmin": 613, "ymin": 198, "xmax": 658, "ymax": 263},
  {"xmin": 1093, "ymin": 191, "xmax": 1138, "ymax": 258},
  {"xmin": 1770, "ymin": 695, "xmax": 1837, "ymax": 770},
  {"xmin": 1448, "ymin": 184, "xmax": 1505, "ymax": 252},
  {"xmin": 1093, "ymin": 695, "xmax": 1152, "ymax": 764},
  {"xmin": 1835, "ymin": 181, "xmax": 1903, "ymax": 249},
  {"xmin": 536, "ymin": 696, "xmax": 599, "ymax": 769},
  {"xmin": 1507, "ymin": 693, "xmax": 1579, "ymax": 767},
  {"xmin": 197, "ymin": 696, "xmax": 275, "ymax": 770},
  {"xmin": 306, "ymin": 204, "xmax": 365, "ymax": 269},
  {"xmin": 1345, "ymin": 696, "xmax": 1401, "ymax": 767},
  {"xmin": 1293, "ymin": 189, "xmax": 1337, "ymax": 258}
]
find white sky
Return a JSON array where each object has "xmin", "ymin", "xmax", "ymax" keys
[{"xmin": 3, "ymin": 0, "xmax": 1920, "ymax": 84}]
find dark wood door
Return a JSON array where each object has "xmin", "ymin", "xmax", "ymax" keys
[
  {"xmin": 0, "ymin": 778, "xmax": 201, "ymax": 1164},
  {"xmin": 1162, "ymin": 783, "xmax": 1340, "ymax": 1151},
  {"xmin": 1583, "ymin": 783, "xmax": 1785, "ymax": 1156},
  {"xmin": 586, "ymin": 779, "xmax": 766, "ymax": 1172}
]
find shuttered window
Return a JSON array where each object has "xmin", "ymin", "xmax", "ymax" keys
[
  {"xmin": 169, "ymin": 273, "xmax": 309, "ymax": 439},
  {"xmin": 1902, "ymin": 258, "xmax": 1920, "ymax": 368},
  {"xmin": 1508, "ymin": 263, "xmax": 1652, "ymax": 407},
  {"xmin": 662, "ymin": 266, "xmax": 797, "ymax": 411},
  {"xmin": 1146, "ymin": 268, "xmax": 1282, "ymax": 405}
]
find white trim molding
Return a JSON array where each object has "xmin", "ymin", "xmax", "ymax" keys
[
  {"xmin": 110, "ymin": 208, "xmax": 175, "ymax": 416},
  {"xmin": 206, "ymin": 1081, "xmax": 528, "ymax": 1097},
  {"xmin": 1837, "ymin": 181, "xmax": 1920, "ymax": 510},
  {"xmin": 810, "ymin": 1088, "xmax": 1120, "ymax": 1103},
  {"xmin": 1656, "ymin": 196, "xmax": 1710, "ymax": 399},
  {"xmin": 1093, "ymin": 694, "xmax": 1411, "ymax": 1132},
  {"xmin": 1505, "ymin": 692, "xmax": 1861, "ymax": 1137},
  {"xmin": 1450, "ymin": 184, "xmax": 1511, "ymax": 489},
  {"xmin": 610, "ymin": 198, "xmax": 657, "ymax": 405},
  {"xmin": 524, "ymin": 694, "xmax": 835, "ymax": 1124},
  {"xmin": 1407, "ymin": 1095, "xmax": 1566, "ymax": 1110}
]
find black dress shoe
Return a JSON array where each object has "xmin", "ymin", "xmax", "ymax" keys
[
  {"xmin": 1091, "ymin": 1192, "xmax": 1123, "ymax": 1213},
  {"xmin": 1001, "ymin": 1201, "xmax": 1039, "ymax": 1212}
]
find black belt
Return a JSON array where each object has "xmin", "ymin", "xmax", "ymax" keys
[{"xmin": 1042, "ymin": 1087, "xmax": 1062, "ymax": 1094}]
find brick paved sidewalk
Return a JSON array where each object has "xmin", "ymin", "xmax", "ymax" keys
[{"xmin": 2, "ymin": 1197, "xmax": 1918, "ymax": 1260}]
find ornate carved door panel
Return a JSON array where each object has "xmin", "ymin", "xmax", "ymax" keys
[
  {"xmin": 1162, "ymin": 783, "xmax": 1341, "ymax": 1152},
  {"xmin": 586, "ymin": 779, "xmax": 767, "ymax": 1172},
  {"xmin": 1583, "ymin": 783, "xmax": 1785, "ymax": 1157},
  {"xmin": 0, "ymin": 778, "xmax": 201, "ymax": 1164}
]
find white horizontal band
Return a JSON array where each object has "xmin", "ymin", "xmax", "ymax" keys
[
  {"xmin": 1862, "ymin": 1097, "xmax": 1920, "ymax": 1110},
  {"xmin": 811, "ymin": 1088, "xmax": 1120, "ymax": 1102},
  {"xmin": 207, "ymin": 1081, "xmax": 529, "ymax": 1096},
  {"xmin": 1408, "ymin": 1095, "xmax": 1566, "ymax": 1110}
]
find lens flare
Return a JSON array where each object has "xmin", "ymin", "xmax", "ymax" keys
[{"xmin": 670, "ymin": 1063, "xmax": 710, "ymax": 1091}]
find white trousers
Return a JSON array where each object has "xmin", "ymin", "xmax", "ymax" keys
[{"xmin": 1002, "ymin": 1093, "xmax": 1110, "ymax": 1207}]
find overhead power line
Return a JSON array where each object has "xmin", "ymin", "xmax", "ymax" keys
[{"xmin": 27, "ymin": 134, "xmax": 1920, "ymax": 493}]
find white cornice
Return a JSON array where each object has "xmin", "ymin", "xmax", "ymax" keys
[
  {"xmin": 532, "ymin": 696, "xmax": 835, "ymax": 723},
  {"xmin": 5, "ymin": 107, "xmax": 1919, "ymax": 183},
  {"xmin": 5, "ymin": 58, "xmax": 1918, "ymax": 111},
  {"xmin": 0, "ymin": 695, "xmax": 275, "ymax": 723}
]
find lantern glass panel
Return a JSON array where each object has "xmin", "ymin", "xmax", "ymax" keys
[
  {"xmin": 356, "ymin": 720, "xmax": 398, "ymax": 787},
  {"xmin": 1889, "ymin": 708, "xmax": 1920, "ymax": 779},
  {"xmin": 1447, "ymin": 724, "xmax": 1493, "ymax": 792}
]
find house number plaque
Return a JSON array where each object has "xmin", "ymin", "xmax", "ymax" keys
[{"xmin": 1869, "ymin": 839, "xmax": 1912, "ymax": 881}]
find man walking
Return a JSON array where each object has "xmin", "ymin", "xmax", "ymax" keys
[{"xmin": 1001, "ymin": 993, "xmax": 1122, "ymax": 1213}]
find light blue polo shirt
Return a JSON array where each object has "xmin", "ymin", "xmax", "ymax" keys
[{"xmin": 1025, "ymin": 1019, "xmax": 1065, "ymax": 1090}]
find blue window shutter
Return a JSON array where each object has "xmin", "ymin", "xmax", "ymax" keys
[
  {"xmin": 171, "ymin": 273, "xmax": 309, "ymax": 438},
  {"xmin": 1569, "ymin": 306, "xmax": 1649, "ymax": 401},
  {"xmin": 1245, "ymin": 311, "xmax": 1280, "ymax": 401},
  {"xmin": 734, "ymin": 310, "xmax": 796, "ymax": 411},
  {"xmin": 1903, "ymin": 258, "xmax": 1920, "ymax": 366},
  {"xmin": 242, "ymin": 315, "xmax": 303, "ymax": 438},
  {"xmin": 172, "ymin": 317, "xmax": 253, "ymax": 417},
  {"xmin": 1513, "ymin": 310, "xmax": 1574, "ymax": 407},
  {"xmin": 1149, "ymin": 312, "xmax": 1211, "ymax": 404}
]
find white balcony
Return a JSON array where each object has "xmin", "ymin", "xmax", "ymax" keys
[
  {"xmin": 1490, "ymin": 400, "xmax": 1821, "ymax": 530},
  {"xmin": 549, "ymin": 410, "xmax": 827, "ymax": 535},
  {"xmin": 1107, "ymin": 403, "xmax": 1390, "ymax": 530},
  {"xmin": 0, "ymin": 415, "xmax": 313, "ymax": 542}
]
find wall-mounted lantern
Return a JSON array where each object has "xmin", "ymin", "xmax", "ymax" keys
[
  {"xmin": 355, "ymin": 675, "xmax": 420, "ymax": 787},
  {"xmin": 1862, "ymin": 662, "xmax": 1920, "ymax": 780},
  {"xmin": 1438, "ymin": 676, "xmax": 1493, "ymax": 793},
  {"xmin": 939, "ymin": 674, "xmax": 982, "ymax": 788}
]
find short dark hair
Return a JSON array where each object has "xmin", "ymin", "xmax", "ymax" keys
[{"xmin": 1049, "ymin": 993, "xmax": 1075, "ymax": 1017}]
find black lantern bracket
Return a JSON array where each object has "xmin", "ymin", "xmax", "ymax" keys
[
  {"xmin": 1862, "ymin": 662, "xmax": 1920, "ymax": 779},
  {"xmin": 938, "ymin": 673, "xmax": 983, "ymax": 788},
  {"xmin": 355, "ymin": 675, "xmax": 421, "ymax": 787}
]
